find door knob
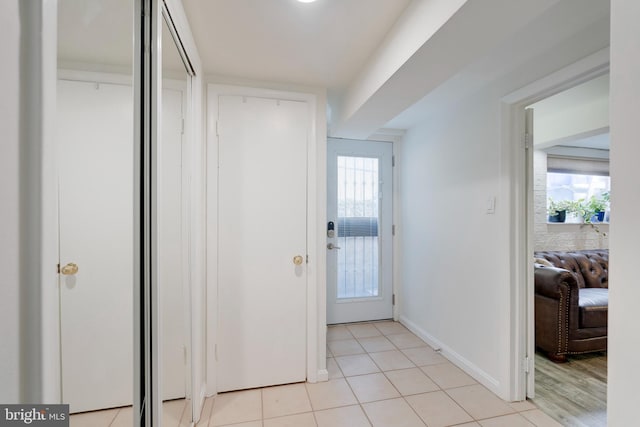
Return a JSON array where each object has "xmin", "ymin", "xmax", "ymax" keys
[
  {"xmin": 293, "ymin": 255, "xmax": 304, "ymax": 266},
  {"xmin": 327, "ymin": 243, "xmax": 341, "ymax": 250},
  {"xmin": 60, "ymin": 262, "xmax": 79, "ymax": 275}
]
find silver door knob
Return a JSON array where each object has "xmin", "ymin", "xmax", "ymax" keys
[{"xmin": 327, "ymin": 243, "xmax": 341, "ymax": 250}]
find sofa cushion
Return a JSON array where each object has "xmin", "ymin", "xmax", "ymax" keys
[
  {"xmin": 578, "ymin": 252, "xmax": 609, "ymax": 288},
  {"xmin": 579, "ymin": 288, "xmax": 608, "ymax": 328},
  {"xmin": 534, "ymin": 250, "xmax": 609, "ymax": 289}
]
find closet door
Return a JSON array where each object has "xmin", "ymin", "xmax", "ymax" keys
[{"xmin": 216, "ymin": 95, "xmax": 308, "ymax": 392}]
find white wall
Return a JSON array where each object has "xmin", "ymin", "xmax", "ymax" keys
[
  {"xmin": 398, "ymin": 26, "xmax": 610, "ymax": 399},
  {"xmin": 0, "ymin": 0, "xmax": 21, "ymax": 403},
  {"xmin": 608, "ymin": 1, "xmax": 640, "ymax": 425},
  {"xmin": 533, "ymin": 94, "xmax": 609, "ymax": 147}
]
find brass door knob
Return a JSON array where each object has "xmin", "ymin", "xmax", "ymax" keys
[
  {"xmin": 61, "ymin": 262, "xmax": 79, "ymax": 275},
  {"xmin": 293, "ymin": 255, "xmax": 304, "ymax": 266}
]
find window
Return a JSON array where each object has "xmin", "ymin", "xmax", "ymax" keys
[
  {"xmin": 546, "ymin": 155, "xmax": 610, "ymax": 223},
  {"xmin": 547, "ymin": 172, "xmax": 610, "ymax": 204}
]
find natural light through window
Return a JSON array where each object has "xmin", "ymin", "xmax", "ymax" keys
[{"xmin": 337, "ymin": 156, "xmax": 380, "ymax": 299}]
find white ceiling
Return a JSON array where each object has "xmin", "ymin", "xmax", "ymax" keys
[
  {"xmin": 57, "ymin": 0, "xmax": 611, "ymax": 137},
  {"xmin": 183, "ymin": 0, "xmax": 411, "ymax": 90}
]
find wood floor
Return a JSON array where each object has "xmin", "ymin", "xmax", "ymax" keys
[{"xmin": 533, "ymin": 351, "xmax": 607, "ymax": 427}]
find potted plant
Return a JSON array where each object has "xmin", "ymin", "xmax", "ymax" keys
[
  {"xmin": 586, "ymin": 195, "xmax": 607, "ymax": 223},
  {"xmin": 547, "ymin": 198, "xmax": 572, "ymax": 223}
]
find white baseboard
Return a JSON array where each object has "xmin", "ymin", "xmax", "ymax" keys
[
  {"xmin": 399, "ymin": 315, "xmax": 504, "ymax": 399},
  {"xmin": 315, "ymin": 369, "xmax": 329, "ymax": 383}
]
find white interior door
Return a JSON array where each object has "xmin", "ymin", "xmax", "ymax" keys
[
  {"xmin": 58, "ymin": 79, "xmax": 134, "ymax": 413},
  {"xmin": 217, "ymin": 95, "xmax": 308, "ymax": 392},
  {"xmin": 58, "ymin": 79, "xmax": 186, "ymax": 412},
  {"xmin": 327, "ymin": 138, "xmax": 393, "ymax": 324}
]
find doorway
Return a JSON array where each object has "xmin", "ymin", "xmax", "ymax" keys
[
  {"xmin": 326, "ymin": 138, "xmax": 393, "ymax": 325},
  {"xmin": 525, "ymin": 74, "xmax": 609, "ymax": 426}
]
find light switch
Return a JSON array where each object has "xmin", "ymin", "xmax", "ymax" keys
[{"xmin": 486, "ymin": 197, "xmax": 496, "ymax": 214}]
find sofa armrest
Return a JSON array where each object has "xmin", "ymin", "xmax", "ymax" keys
[
  {"xmin": 535, "ymin": 265, "xmax": 582, "ymax": 360},
  {"xmin": 535, "ymin": 265, "xmax": 580, "ymax": 299}
]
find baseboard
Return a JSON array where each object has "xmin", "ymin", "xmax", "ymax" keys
[
  {"xmin": 315, "ymin": 369, "xmax": 329, "ymax": 382},
  {"xmin": 399, "ymin": 315, "xmax": 503, "ymax": 398}
]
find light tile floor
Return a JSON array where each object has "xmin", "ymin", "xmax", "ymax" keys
[
  {"xmin": 69, "ymin": 398, "xmax": 191, "ymax": 427},
  {"xmin": 195, "ymin": 321, "xmax": 562, "ymax": 427},
  {"xmin": 70, "ymin": 321, "xmax": 562, "ymax": 427}
]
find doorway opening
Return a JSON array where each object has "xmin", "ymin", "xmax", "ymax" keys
[{"xmin": 526, "ymin": 74, "xmax": 609, "ymax": 426}]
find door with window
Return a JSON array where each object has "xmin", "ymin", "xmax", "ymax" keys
[{"xmin": 327, "ymin": 138, "xmax": 393, "ymax": 324}]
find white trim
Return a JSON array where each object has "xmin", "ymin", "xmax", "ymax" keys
[
  {"xmin": 368, "ymin": 130, "xmax": 405, "ymax": 322},
  {"xmin": 162, "ymin": 0, "xmax": 205, "ymax": 421},
  {"xmin": 399, "ymin": 316, "xmax": 501, "ymax": 393},
  {"xmin": 502, "ymin": 47, "xmax": 610, "ymax": 401},
  {"xmin": 206, "ymin": 83, "xmax": 321, "ymax": 392}
]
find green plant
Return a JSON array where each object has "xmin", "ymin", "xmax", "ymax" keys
[
  {"xmin": 587, "ymin": 195, "xmax": 607, "ymax": 214},
  {"xmin": 547, "ymin": 198, "xmax": 572, "ymax": 216}
]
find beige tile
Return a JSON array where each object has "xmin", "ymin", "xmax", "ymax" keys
[
  {"xmin": 163, "ymin": 400, "xmax": 188, "ymax": 427},
  {"xmin": 451, "ymin": 423, "xmax": 481, "ymax": 426},
  {"xmin": 357, "ymin": 336, "xmax": 396, "ymax": 353},
  {"xmin": 508, "ymin": 400, "xmax": 536, "ymax": 412},
  {"xmin": 401, "ymin": 347, "xmax": 447, "ymax": 367},
  {"xmin": 347, "ymin": 323, "xmax": 382, "ymax": 338},
  {"xmin": 369, "ymin": 350, "xmax": 415, "ymax": 371},
  {"xmin": 314, "ymin": 405, "xmax": 371, "ymax": 427},
  {"xmin": 405, "ymin": 391, "xmax": 473, "ymax": 427},
  {"xmin": 263, "ymin": 383, "xmax": 312, "ymax": 419},
  {"xmin": 362, "ymin": 398, "xmax": 426, "ymax": 427},
  {"xmin": 421, "ymin": 363, "xmax": 477, "ymax": 389},
  {"xmin": 327, "ymin": 338, "xmax": 365, "ymax": 356},
  {"xmin": 305, "ymin": 378, "xmax": 358, "ymax": 410},
  {"xmin": 197, "ymin": 396, "xmax": 215, "ymax": 426},
  {"xmin": 374, "ymin": 321, "xmax": 409, "ymax": 336},
  {"xmin": 217, "ymin": 422, "xmax": 262, "ymax": 427},
  {"xmin": 70, "ymin": 408, "xmax": 119, "ymax": 427},
  {"xmin": 327, "ymin": 325, "xmax": 354, "ymax": 341},
  {"xmin": 478, "ymin": 413, "xmax": 535, "ymax": 427},
  {"xmin": 446, "ymin": 385, "xmax": 514, "ymax": 420},
  {"xmin": 211, "ymin": 389, "xmax": 262, "ymax": 426},
  {"xmin": 111, "ymin": 406, "xmax": 134, "ymax": 427},
  {"xmin": 327, "ymin": 357, "xmax": 344, "ymax": 379},
  {"xmin": 385, "ymin": 333, "xmax": 427, "ymax": 349},
  {"xmin": 346, "ymin": 373, "xmax": 400, "ymax": 403},
  {"xmin": 263, "ymin": 412, "xmax": 317, "ymax": 427},
  {"xmin": 335, "ymin": 354, "xmax": 380, "ymax": 377},
  {"xmin": 384, "ymin": 368, "xmax": 440, "ymax": 396},
  {"xmin": 520, "ymin": 409, "xmax": 564, "ymax": 427}
]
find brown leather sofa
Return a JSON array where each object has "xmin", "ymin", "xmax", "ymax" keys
[{"xmin": 534, "ymin": 249, "xmax": 608, "ymax": 362}]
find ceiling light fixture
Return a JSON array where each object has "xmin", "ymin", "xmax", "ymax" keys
[{"xmin": 297, "ymin": 0, "xmax": 318, "ymax": 3}]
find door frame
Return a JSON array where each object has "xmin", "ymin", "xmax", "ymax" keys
[
  {"xmin": 502, "ymin": 47, "xmax": 609, "ymax": 401},
  {"xmin": 206, "ymin": 84, "xmax": 326, "ymax": 395}
]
